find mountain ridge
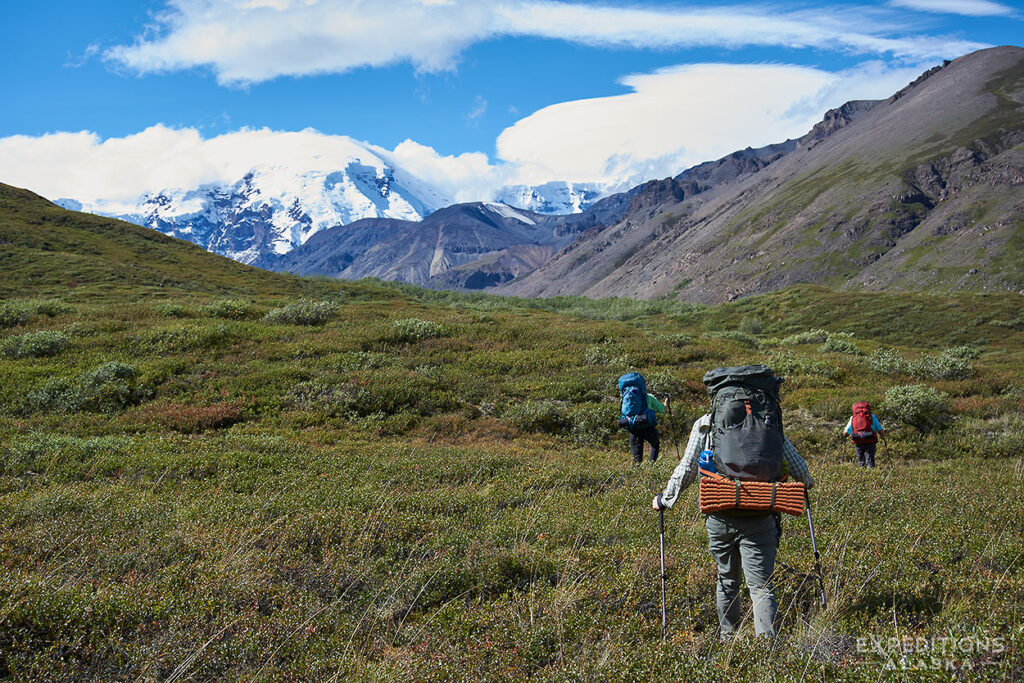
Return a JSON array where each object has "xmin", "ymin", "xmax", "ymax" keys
[{"xmin": 497, "ymin": 46, "xmax": 1024, "ymax": 302}]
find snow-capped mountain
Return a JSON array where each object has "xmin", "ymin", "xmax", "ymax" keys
[
  {"xmin": 56, "ymin": 161, "xmax": 609, "ymax": 265},
  {"xmin": 494, "ymin": 181, "xmax": 607, "ymax": 215},
  {"xmin": 58, "ymin": 154, "xmax": 452, "ymax": 264}
]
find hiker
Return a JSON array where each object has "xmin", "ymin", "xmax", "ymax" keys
[
  {"xmin": 844, "ymin": 402, "xmax": 885, "ymax": 468},
  {"xmin": 651, "ymin": 365, "xmax": 815, "ymax": 639},
  {"xmin": 617, "ymin": 373, "xmax": 667, "ymax": 467}
]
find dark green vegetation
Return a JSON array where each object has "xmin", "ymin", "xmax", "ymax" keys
[{"xmin": 1, "ymin": 185, "xmax": 1023, "ymax": 680}]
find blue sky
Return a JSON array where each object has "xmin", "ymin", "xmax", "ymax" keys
[{"xmin": 1, "ymin": 0, "xmax": 1021, "ymax": 205}]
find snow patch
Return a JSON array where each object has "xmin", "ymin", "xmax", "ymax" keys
[{"xmin": 484, "ymin": 202, "xmax": 536, "ymax": 225}]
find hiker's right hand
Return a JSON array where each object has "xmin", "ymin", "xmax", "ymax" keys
[{"xmin": 652, "ymin": 495, "xmax": 665, "ymax": 511}]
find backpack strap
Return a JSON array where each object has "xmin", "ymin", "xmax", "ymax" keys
[{"xmin": 769, "ymin": 482, "xmax": 777, "ymax": 511}]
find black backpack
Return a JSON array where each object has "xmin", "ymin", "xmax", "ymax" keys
[{"xmin": 703, "ymin": 365, "xmax": 785, "ymax": 481}]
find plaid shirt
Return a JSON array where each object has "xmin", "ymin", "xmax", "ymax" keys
[{"xmin": 659, "ymin": 414, "xmax": 815, "ymax": 509}]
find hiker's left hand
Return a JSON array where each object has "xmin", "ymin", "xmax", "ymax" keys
[{"xmin": 651, "ymin": 495, "xmax": 664, "ymax": 511}]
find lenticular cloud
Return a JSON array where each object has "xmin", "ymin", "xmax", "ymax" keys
[
  {"xmin": 0, "ymin": 61, "xmax": 929, "ymax": 206},
  {"xmin": 103, "ymin": 0, "xmax": 986, "ymax": 85}
]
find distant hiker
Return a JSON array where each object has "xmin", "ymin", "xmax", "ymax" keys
[
  {"xmin": 844, "ymin": 402, "xmax": 885, "ymax": 468},
  {"xmin": 617, "ymin": 373, "xmax": 667, "ymax": 467},
  {"xmin": 651, "ymin": 365, "xmax": 815, "ymax": 639}
]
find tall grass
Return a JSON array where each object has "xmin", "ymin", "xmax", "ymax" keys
[{"xmin": 0, "ymin": 281, "xmax": 1021, "ymax": 680}]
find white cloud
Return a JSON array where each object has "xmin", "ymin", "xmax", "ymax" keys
[
  {"xmin": 889, "ymin": 0, "xmax": 1015, "ymax": 16},
  {"xmin": 493, "ymin": 61, "xmax": 929, "ymax": 186},
  {"xmin": 103, "ymin": 0, "xmax": 988, "ymax": 84},
  {"xmin": 0, "ymin": 60, "xmax": 942, "ymax": 206},
  {"xmin": 371, "ymin": 138, "xmax": 506, "ymax": 203},
  {"xmin": 465, "ymin": 95, "xmax": 488, "ymax": 125},
  {"xmin": 105, "ymin": 0, "xmax": 495, "ymax": 84},
  {"xmin": 0, "ymin": 125, "xmax": 448, "ymax": 210}
]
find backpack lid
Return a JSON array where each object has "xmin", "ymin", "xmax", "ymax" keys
[
  {"xmin": 702, "ymin": 365, "xmax": 782, "ymax": 397},
  {"xmin": 853, "ymin": 401, "xmax": 872, "ymax": 414},
  {"xmin": 618, "ymin": 372, "xmax": 647, "ymax": 394}
]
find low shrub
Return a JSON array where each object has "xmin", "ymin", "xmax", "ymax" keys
[
  {"xmin": 779, "ymin": 329, "xmax": 830, "ymax": 345},
  {"xmin": 264, "ymin": 300, "xmax": 340, "ymax": 326},
  {"xmin": 660, "ymin": 333, "xmax": 693, "ymax": 348},
  {"xmin": 289, "ymin": 371, "xmax": 456, "ymax": 418},
  {"xmin": 332, "ymin": 351, "xmax": 393, "ymax": 371},
  {"xmin": 738, "ymin": 316, "xmax": 763, "ymax": 335},
  {"xmin": 200, "ymin": 298, "xmax": 256, "ymax": 319},
  {"xmin": 702, "ymin": 330, "xmax": 758, "ymax": 347},
  {"xmin": 882, "ymin": 383, "xmax": 949, "ymax": 433},
  {"xmin": 154, "ymin": 302, "xmax": 193, "ymax": 318},
  {"xmin": 0, "ymin": 302, "xmax": 30, "ymax": 328},
  {"xmin": 1, "ymin": 330, "xmax": 69, "ymax": 358},
  {"xmin": 27, "ymin": 299, "xmax": 71, "ymax": 317},
  {"xmin": 819, "ymin": 336, "xmax": 861, "ymax": 355},
  {"xmin": 582, "ymin": 344, "xmax": 628, "ymax": 366},
  {"xmin": 642, "ymin": 370, "xmax": 687, "ymax": 400},
  {"xmin": 386, "ymin": 318, "xmax": 447, "ymax": 343},
  {"xmin": 75, "ymin": 362, "xmax": 151, "ymax": 413},
  {"xmin": 503, "ymin": 400, "xmax": 572, "ymax": 435},
  {"xmin": 868, "ymin": 348, "xmax": 973, "ymax": 380},
  {"xmin": 868, "ymin": 348, "xmax": 912, "ymax": 375},
  {"xmin": 4, "ymin": 433, "xmax": 133, "ymax": 479},
  {"xmin": 24, "ymin": 361, "xmax": 152, "ymax": 414},
  {"xmin": 0, "ymin": 299, "xmax": 70, "ymax": 329},
  {"xmin": 915, "ymin": 351, "xmax": 973, "ymax": 380},
  {"xmin": 568, "ymin": 402, "xmax": 618, "ymax": 445},
  {"xmin": 764, "ymin": 351, "xmax": 841, "ymax": 381},
  {"xmin": 137, "ymin": 324, "xmax": 236, "ymax": 354},
  {"xmin": 23, "ymin": 378, "xmax": 79, "ymax": 414},
  {"xmin": 288, "ymin": 382, "xmax": 344, "ymax": 415},
  {"xmin": 945, "ymin": 344, "xmax": 982, "ymax": 360}
]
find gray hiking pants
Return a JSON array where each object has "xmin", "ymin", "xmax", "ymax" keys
[{"xmin": 706, "ymin": 513, "xmax": 780, "ymax": 638}]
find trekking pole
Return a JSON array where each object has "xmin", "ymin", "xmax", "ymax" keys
[
  {"xmin": 804, "ymin": 490, "xmax": 827, "ymax": 609},
  {"xmin": 665, "ymin": 395, "xmax": 682, "ymax": 461},
  {"xmin": 659, "ymin": 508, "xmax": 667, "ymax": 640}
]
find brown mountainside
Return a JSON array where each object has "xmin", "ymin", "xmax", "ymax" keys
[{"xmin": 498, "ymin": 46, "xmax": 1024, "ymax": 302}]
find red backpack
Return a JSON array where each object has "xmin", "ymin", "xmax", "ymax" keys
[{"xmin": 850, "ymin": 402, "xmax": 877, "ymax": 445}]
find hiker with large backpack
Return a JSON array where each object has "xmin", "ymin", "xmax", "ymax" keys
[
  {"xmin": 844, "ymin": 402, "xmax": 885, "ymax": 468},
  {"xmin": 651, "ymin": 365, "xmax": 815, "ymax": 639},
  {"xmin": 617, "ymin": 373, "xmax": 667, "ymax": 467}
]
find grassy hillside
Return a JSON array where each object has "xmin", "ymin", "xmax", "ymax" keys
[
  {"xmin": 1, "ymin": 190, "xmax": 1023, "ymax": 679},
  {"xmin": 0, "ymin": 183, "xmax": 353, "ymax": 301}
]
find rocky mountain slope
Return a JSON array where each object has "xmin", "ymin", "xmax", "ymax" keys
[
  {"xmin": 498, "ymin": 47, "xmax": 1024, "ymax": 302},
  {"xmin": 260, "ymin": 197, "xmax": 636, "ymax": 288}
]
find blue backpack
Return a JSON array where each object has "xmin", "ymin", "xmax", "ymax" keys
[{"xmin": 618, "ymin": 373, "xmax": 656, "ymax": 429}]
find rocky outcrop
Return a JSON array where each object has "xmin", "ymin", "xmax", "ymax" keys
[{"xmin": 798, "ymin": 100, "xmax": 879, "ymax": 148}]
